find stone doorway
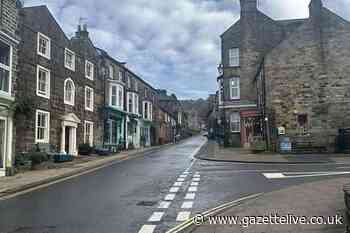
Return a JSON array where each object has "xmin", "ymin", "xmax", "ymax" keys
[{"xmin": 60, "ymin": 113, "xmax": 81, "ymax": 156}]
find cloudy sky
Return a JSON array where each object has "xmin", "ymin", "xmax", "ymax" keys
[{"xmin": 23, "ymin": 0, "xmax": 350, "ymax": 99}]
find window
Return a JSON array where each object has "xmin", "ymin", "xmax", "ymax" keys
[
  {"xmin": 85, "ymin": 60, "xmax": 94, "ymax": 80},
  {"xmin": 127, "ymin": 92, "xmax": 139, "ymax": 114},
  {"xmin": 178, "ymin": 112, "xmax": 182, "ymax": 125},
  {"xmin": 109, "ymin": 65, "xmax": 114, "ymax": 79},
  {"xmin": 143, "ymin": 101, "xmax": 153, "ymax": 121},
  {"xmin": 118, "ymin": 70, "xmax": 123, "ymax": 81},
  {"xmin": 0, "ymin": 41, "xmax": 12, "ymax": 94},
  {"xmin": 110, "ymin": 84, "xmax": 124, "ymax": 109},
  {"xmin": 127, "ymin": 93, "xmax": 133, "ymax": 113},
  {"xmin": 35, "ymin": 110, "xmax": 50, "ymax": 143},
  {"xmin": 65, "ymin": 48, "xmax": 75, "ymax": 71},
  {"xmin": 230, "ymin": 112, "xmax": 240, "ymax": 132},
  {"xmin": 230, "ymin": 77, "xmax": 240, "ymax": 100},
  {"xmin": 85, "ymin": 86, "xmax": 94, "ymax": 111},
  {"xmin": 134, "ymin": 94, "xmax": 139, "ymax": 114},
  {"xmin": 127, "ymin": 75, "xmax": 131, "ymax": 88},
  {"xmin": 229, "ymin": 48, "xmax": 239, "ymax": 67},
  {"xmin": 145, "ymin": 88, "xmax": 148, "ymax": 98},
  {"xmin": 64, "ymin": 78, "xmax": 75, "ymax": 105},
  {"xmin": 84, "ymin": 121, "xmax": 94, "ymax": 146},
  {"xmin": 134, "ymin": 80, "xmax": 138, "ymax": 91},
  {"xmin": 37, "ymin": 32, "xmax": 50, "ymax": 59},
  {"xmin": 108, "ymin": 120, "xmax": 117, "ymax": 144},
  {"xmin": 36, "ymin": 65, "xmax": 50, "ymax": 98}
]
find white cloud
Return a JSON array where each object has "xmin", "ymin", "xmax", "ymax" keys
[{"xmin": 23, "ymin": 0, "xmax": 350, "ymax": 99}]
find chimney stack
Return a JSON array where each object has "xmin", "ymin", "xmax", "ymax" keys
[
  {"xmin": 76, "ymin": 23, "xmax": 89, "ymax": 38},
  {"xmin": 240, "ymin": 0, "xmax": 257, "ymax": 16},
  {"xmin": 309, "ymin": 0, "xmax": 323, "ymax": 19}
]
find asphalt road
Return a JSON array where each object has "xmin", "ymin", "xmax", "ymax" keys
[{"xmin": 1, "ymin": 136, "xmax": 350, "ymax": 233}]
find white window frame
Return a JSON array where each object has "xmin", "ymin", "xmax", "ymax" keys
[
  {"xmin": 109, "ymin": 83, "xmax": 124, "ymax": 109},
  {"xmin": 36, "ymin": 65, "xmax": 50, "ymax": 99},
  {"xmin": 230, "ymin": 112, "xmax": 240, "ymax": 133},
  {"xmin": 85, "ymin": 60, "xmax": 94, "ymax": 80},
  {"xmin": 37, "ymin": 32, "xmax": 51, "ymax": 59},
  {"xmin": 127, "ymin": 75, "xmax": 131, "ymax": 88},
  {"xmin": 229, "ymin": 48, "xmax": 239, "ymax": 67},
  {"xmin": 0, "ymin": 40, "xmax": 12, "ymax": 95},
  {"xmin": 135, "ymin": 80, "xmax": 138, "ymax": 91},
  {"xmin": 142, "ymin": 101, "xmax": 153, "ymax": 121},
  {"xmin": 230, "ymin": 77, "xmax": 240, "ymax": 100},
  {"xmin": 35, "ymin": 109, "xmax": 50, "ymax": 143},
  {"xmin": 109, "ymin": 65, "xmax": 114, "ymax": 79},
  {"xmin": 64, "ymin": 78, "xmax": 75, "ymax": 106},
  {"xmin": 85, "ymin": 86, "xmax": 94, "ymax": 112},
  {"xmin": 118, "ymin": 70, "xmax": 123, "ymax": 81},
  {"xmin": 84, "ymin": 121, "xmax": 94, "ymax": 146},
  {"xmin": 134, "ymin": 93, "xmax": 139, "ymax": 114},
  {"xmin": 64, "ymin": 48, "xmax": 76, "ymax": 71}
]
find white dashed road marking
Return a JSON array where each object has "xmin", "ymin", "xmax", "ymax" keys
[
  {"xmin": 190, "ymin": 182, "xmax": 199, "ymax": 186},
  {"xmin": 169, "ymin": 187, "xmax": 180, "ymax": 193},
  {"xmin": 148, "ymin": 212, "xmax": 164, "ymax": 222},
  {"xmin": 173, "ymin": 182, "xmax": 183, "ymax": 187},
  {"xmin": 177, "ymin": 178, "xmax": 185, "ymax": 182},
  {"xmin": 158, "ymin": 201, "xmax": 171, "ymax": 209},
  {"xmin": 138, "ymin": 225, "xmax": 156, "ymax": 233},
  {"xmin": 188, "ymin": 186, "xmax": 197, "ymax": 192},
  {"xmin": 176, "ymin": 211, "xmax": 191, "ymax": 222},
  {"xmin": 164, "ymin": 194, "xmax": 176, "ymax": 201},
  {"xmin": 184, "ymin": 193, "xmax": 196, "ymax": 200},
  {"xmin": 181, "ymin": 201, "xmax": 193, "ymax": 209},
  {"xmin": 193, "ymin": 174, "xmax": 200, "ymax": 178},
  {"xmin": 192, "ymin": 177, "xmax": 200, "ymax": 182},
  {"xmin": 179, "ymin": 174, "xmax": 187, "ymax": 178}
]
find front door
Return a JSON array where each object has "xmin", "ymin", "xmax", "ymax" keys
[{"xmin": 65, "ymin": 126, "xmax": 70, "ymax": 153}]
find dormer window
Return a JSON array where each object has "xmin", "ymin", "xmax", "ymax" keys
[{"xmin": 65, "ymin": 48, "xmax": 75, "ymax": 71}]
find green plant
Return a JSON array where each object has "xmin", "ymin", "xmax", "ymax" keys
[
  {"xmin": 29, "ymin": 152, "xmax": 48, "ymax": 169},
  {"xmin": 251, "ymin": 136, "xmax": 266, "ymax": 153},
  {"xmin": 12, "ymin": 96, "xmax": 37, "ymax": 120},
  {"xmin": 79, "ymin": 143, "xmax": 94, "ymax": 155}
]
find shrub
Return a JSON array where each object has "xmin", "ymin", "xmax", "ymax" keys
[
  {"xmin": 79, "ymin": 143, "xmax": 94, "ymax": 155},
  {"xmin": 29, "ymin": 152, "xmax": 48, "ymax": 169}
]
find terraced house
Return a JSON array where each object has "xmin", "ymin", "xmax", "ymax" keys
[
  {"xmin": 16, "ymin": 5, "xmax": 103, "ymax": 156},
  {"xmin": 218, "ymin": 0, "xmax": 350, "ymax": 152},
  {"xmin": 0, "ymin": 0, "xmax": 21, "ymax": 176},
  {"xmin": 97, "ymin": 49, "xmax": 127, "ymax": 152}
]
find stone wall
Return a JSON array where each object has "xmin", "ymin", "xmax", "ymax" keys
[{"xmin": 264, "ymin": 7, "xmax": 350, "ymax": 151}]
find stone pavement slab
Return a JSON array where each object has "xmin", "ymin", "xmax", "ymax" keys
[
  {"xmin": 196, "ymin": 140, "xmax": 350, "ymax": 164},
  {"xmin": 190, "ymin": 177, "xmax": 348, "ymax": 233}
]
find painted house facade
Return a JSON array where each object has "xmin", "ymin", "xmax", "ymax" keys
[
  {"xmin": 219, "ymin": 0, "xmax": 350, "ymax": 152},
  {"xmin": 0, "ymin": 0, "xmax": 21, "ymax": 176},
  {"xmin": 97, "ymin": 49, "xmax": 127, "ymax": 152},
  {"xmin": 17, "ymin": 6, "xmax": 103, "ymax": 156}
]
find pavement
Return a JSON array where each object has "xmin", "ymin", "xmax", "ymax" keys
[
  {"xmin": 196, "ymin": 140, "xmax": 350, "ymax": 164},
  {"xmin": 0, "ymin": 143, "xmax": 172, "ymax": 199},
  {"xmin": 188, "ymin": 176, "xmax": 348, "ymax": 233}
]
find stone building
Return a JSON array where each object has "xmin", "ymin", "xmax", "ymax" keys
[
  {"xmin": 0, "ymin": 0, "xmax": 21, "ymax": 176},
  {"xmin": 17, "ymin": 6, "xmax": 103, "ymax": 156},
  {"xmin": 157, "ymin": 89, "xmax": 188, "ymax": 139},
  {"xmin": 219, "ymin": 0, "xmax": 350, "ymax": 152},
  {"xmin": 97, "ymin": 48, "xmax": 127, "ymax": 152}
]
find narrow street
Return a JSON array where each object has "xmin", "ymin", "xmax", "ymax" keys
[{"xmin": 1, "ymin": 136, "xmax": 350, "ymax": 233}]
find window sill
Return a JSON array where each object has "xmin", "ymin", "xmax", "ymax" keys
[
  {"xmin": 36, "ymin": 93, "xmax": 50, "ymax": 99},
  {"xmin": 85, "ymin": 76, "xmax": 94, "ymax": 81},
  {"xmin": 65, "ymin": 65, "xmax": 75, "ymax": 72},
  {"xmin": 38, "ymin": 53, "xmax": 51, "ymax": 60},
  {"xmin": 64, "ymin": 101, "xmax": 74, "ymax": 106},
  {"xmin": 85, "ymin": 108, "xmax": 94, "ymax": 112},
  {"xmin": 0, "ymin": 92, "xmax": 14, "ymax": 102}
]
